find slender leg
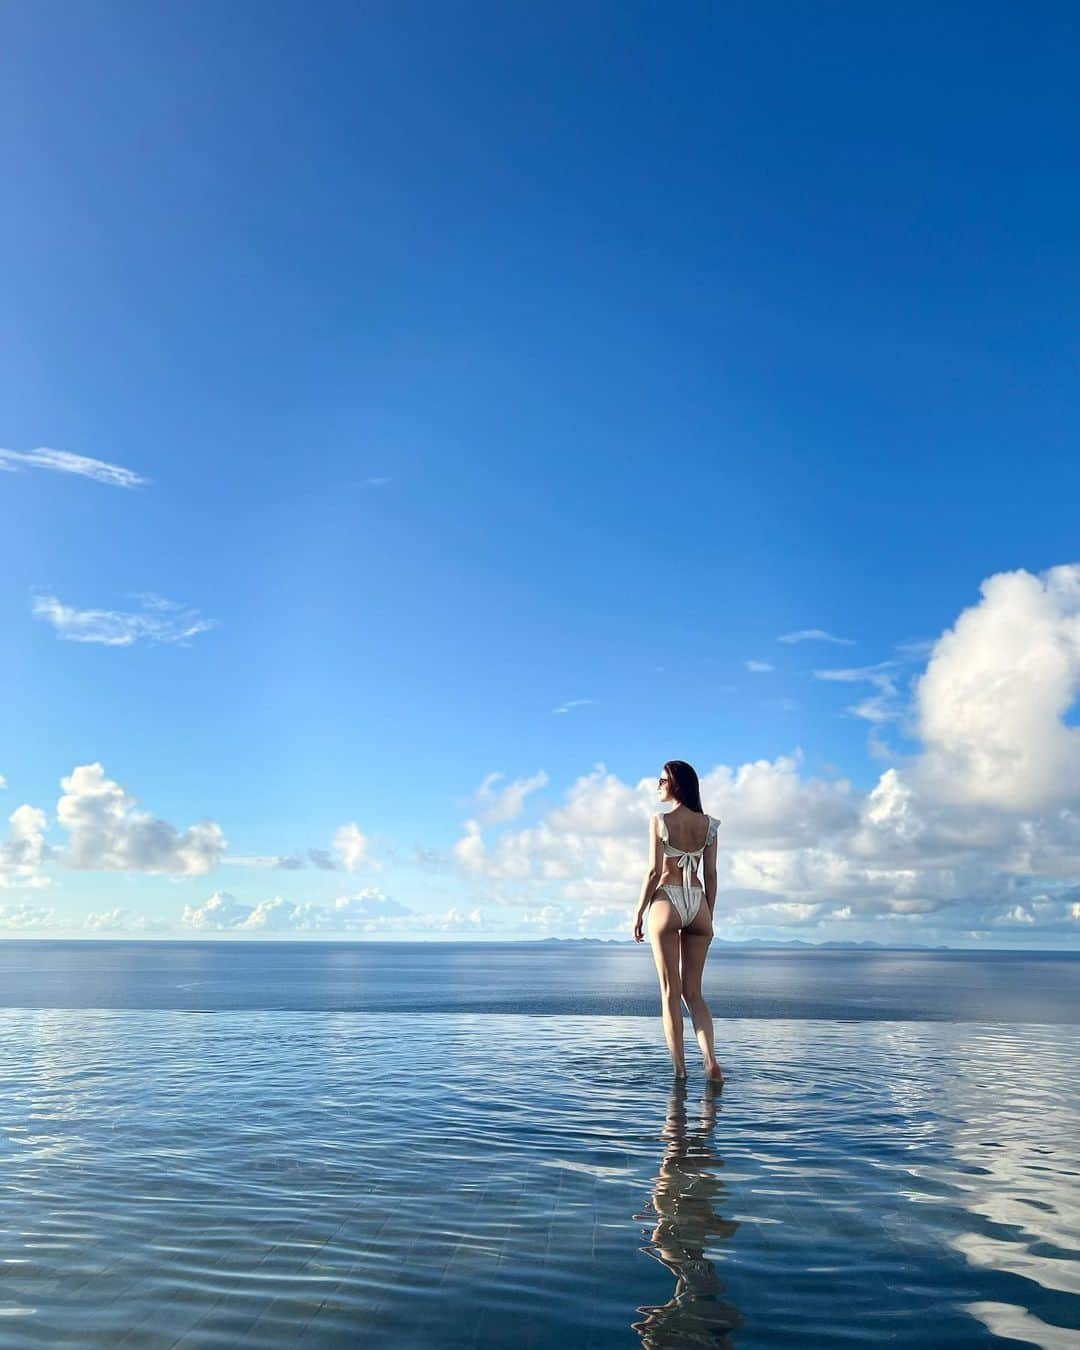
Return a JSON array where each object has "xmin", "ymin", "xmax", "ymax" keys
[
  {"xmin": 680, "ymin": 928, "xmax": 724, "ymax": 1081},
  {"xmin": 648, "ymin": 902, "xmax": 686, "ymax": 1075}
]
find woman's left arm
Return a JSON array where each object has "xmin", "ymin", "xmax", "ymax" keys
[{"xmin": 703, "ymin": 819, "xmax": 718, "ymax": 915}]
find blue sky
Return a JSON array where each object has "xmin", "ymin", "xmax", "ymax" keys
[{"xmin": 3, "ymin": 2, "xmax": 1079, "ymax": 944}]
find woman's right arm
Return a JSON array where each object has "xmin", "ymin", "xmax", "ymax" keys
[{"xmin": 633, "ymin": 816, "xmax": 663, "ymax": 941}]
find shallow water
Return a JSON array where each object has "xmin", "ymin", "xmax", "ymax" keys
[{"xmin": 2, "ymin": 1011, "xmax": 1078, "ymax": 1347}]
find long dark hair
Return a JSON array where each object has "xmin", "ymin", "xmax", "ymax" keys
[{"xmin": 664, "ymin": 760, "xmax": 705, "ymax": 814}]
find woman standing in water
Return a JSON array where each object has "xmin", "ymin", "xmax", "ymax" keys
[{"xmin": 633, "ymin": 761, "xmax": 725, "ymax": 1082}]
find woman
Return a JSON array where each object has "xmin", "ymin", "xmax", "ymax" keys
[{"xmin": 633, "ymin": 760, "xmax": 724, "ymax": 1082}]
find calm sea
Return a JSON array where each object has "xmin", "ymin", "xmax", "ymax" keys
[
  {"xmin": 2, "ymin": 940, "xmax": 1078, "ymax": 1020},
  {"xmin": 2, "ymin": 942, "xmax": 1078, "ymax": 1347}
]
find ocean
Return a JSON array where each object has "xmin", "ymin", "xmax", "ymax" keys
[{"xmin": 2, "ymin": 942, "xmax": 1078, "ymax": 1347}]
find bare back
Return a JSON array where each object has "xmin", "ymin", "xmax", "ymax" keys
[{"xmin": 657, "ymin": 805, "xmax": 712, "ymax": 890}]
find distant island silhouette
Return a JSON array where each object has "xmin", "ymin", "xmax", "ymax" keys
[{"xmin": 530, "ymin": 937, "xmax": 954, "ymax": 950}]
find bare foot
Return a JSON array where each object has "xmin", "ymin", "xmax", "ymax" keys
[{"xmin": 703, "ymin": 1060, "xmax": 725, "ymax": 1082}]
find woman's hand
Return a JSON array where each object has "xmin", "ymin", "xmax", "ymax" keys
[{"xmin": 633, "ymin": 905, "xmax": 647, "ymax": 943}]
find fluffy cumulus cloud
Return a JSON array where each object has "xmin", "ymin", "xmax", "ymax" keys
[
  {"xmin": 333, "ymin": 822, "xmax": 377, "ymax": 872},
  {"xmin": 448, "ymin": 566, "xmax": 1080, "ymax": 941},
  {"xmin": 181, "ymin": 891, "xmax": 254, "ymax": 930},
  {"xmin": 84, "ymin": 907, "xmax": 168, "ymax": 933},
  {"xmin": 699, "ymin": 752, "xmax": 856, "ymax": 847},
  {"xmin": 913, "ymin": 565, "xmax": 1080, "ymax": 811},
  {"xmin": 57, "ymin": 763, "xmax": 227, "ymax": 875},
  {"xmin": 0, "ymin": 901, "xmax": 56, "ymax": 929},
  {"xmin": 179, "ymin": 885, "xmax": 461, "ymax": 939},
  {"xmin": 451, "ymin": 771, "xmax": 551, "ymax": 871},
  {"xmin": 6, "ymin": 563, "xmax": 1079, "ymax": 945},
  {"xmin": 0, "ymin": 803, "xmax": 52, "ymax": 889}
]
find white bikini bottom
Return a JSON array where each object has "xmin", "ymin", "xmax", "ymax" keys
[{"xmin": 651, "ymin": 884, "xmax": 704, "ymax": 928}]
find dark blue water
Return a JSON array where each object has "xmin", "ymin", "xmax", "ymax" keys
[{"xmin": 1, "ymin": 940, "xmax": 1077, "ymax": 1020}]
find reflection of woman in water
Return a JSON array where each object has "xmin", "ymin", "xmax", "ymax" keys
[
  {"xmin": 634, "ymin": 761, "xmax": 725, "ymax": 1081},
  {"xmin": 632, "ymin": 1076, "xmax": 742, "ymax": 1347}
]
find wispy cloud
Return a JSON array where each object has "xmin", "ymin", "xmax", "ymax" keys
[
  {"xmin": 31, "ymin": 591, "xmax": 216, "ymax": 646},
  {"xmin": 0, "ymin": 447, "xmax": 148, "ymax": 488},
  {"xmin": 746, "ymin": 660, "xmax": 774, "ymax": 673},
  {"xmin": 553, "ymin": 698, "xmax": 593, "ymax": 714},
  {"xmin": 813, "ymin": 661, "xmax": 900, "ymax": 723},
  {"xmin": 222, "ymin": 855, "xmax": 306, "ymax": 870},
  {"xmin": 470, "ymin": 770, "xmax": 548, "ymax": 827},
  {"xmin": 778, "ymin": 629, "xmax": 855, "ymax": 646},
  {"xmin": 221, "ymin": 837, "xmax": 374, "ymax": 873},
  {"xmin": 895, "ymin": 637, "xmax": 935, "ymax": 657},
  {"xmin": 364, "ymin": 476, "xmax": 390, "ymax": 487}
]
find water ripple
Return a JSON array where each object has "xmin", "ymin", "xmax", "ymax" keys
[{"xmin": 0, "ymin": 1013, "xmax": 1077, "ymax": 1347}]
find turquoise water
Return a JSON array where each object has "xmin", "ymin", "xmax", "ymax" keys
[{"xmin": 3, "ymin": 1010, "xmax": 1078, "ymax": 1347}]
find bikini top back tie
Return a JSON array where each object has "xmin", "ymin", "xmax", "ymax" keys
[{"xmin": 658, "ymin": 811, "xmax": 720, "ymax": 897}]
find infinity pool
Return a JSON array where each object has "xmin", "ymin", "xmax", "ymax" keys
[{"xmin": 2, "ymin": 1012, "xmax": 1077, "ymax": 1347}]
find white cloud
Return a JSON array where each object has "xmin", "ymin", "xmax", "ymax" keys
[
  {"xmin": 84, "ymin": 907, "xmax": 166, "ymax": 933},
  {"xmin": 727, "ymin": 899, "xmax": 824, "ymax": 926},
  {"xmin": 452, "ymin": 819, "xmax": 487, "ymax": 873},
  {"xmin": 0, "ymin": 804, "xmax": 51, "ymax": 889},
  {"xmin": 0, "ymin": 901, "xmax": 56, "ymax": 929},
  {"xmin": 181, "ymin": 890, "xmax": 253, "ymax": 930},
  {"xmin": 329, "ymin": 890, "xmax": 411, "ymax": 923},
  {"xmin": 31, "ymin": 591, "xmax": 216, "ymax": 646},
  {"xmin": 220, "ymin": 847, "xmax": 346, "ymax": 872},
  {"xmin": 778, "ymin": 629, "xmax": 855, "ymax": 645},
  {"xmin": 813, "ymin": 661, "xmax": 901, "ymax": 723},
  {"xmin": 0, "ymin": 446, "xmax": 148, "ymax": 487},
  {"xmin": 57, "ymin": 763, "xmax": 227, "ymax": 875},
  {"xmin": 746, "ymin": 660, "xmax": 774, "ymax": 673},
  {"xmin": 546, "ymin": 764, "xmax": 644, "ymax": 835},
  {"xmin": 700, "ymin": 753, "xmax": 856, "ymax": 848},
  {"xmin": 442, "ymin": 569, "xmax": 1080, "ymax": 938},
  {"xmin": 12, "ymin": 561, "xmax": 1080, "ymax": 944},
  {"xmin": 332, "ymin": 822, "xmax": 376, "ymax": 872},
  {"xmin": 432, "ymin": 906, "xmax": 484, "ymax": 931},
  {"xmin": 913, "ymin": 565, "xmax": 1080, "ymax": 811},
  {"xmin": 553, "ymin": 699, "xmax": 593, "ymax": 714},
  {"xmin": 471, "ymin": 770, "xmax": 548, "ymax": 826},
  {"xmin": 222, "ymin": 854, "xmax": 299, "ymax": 869},
  {"xmin": 178, "ymin": 886, "xmax": 480, "ymax": 937}
]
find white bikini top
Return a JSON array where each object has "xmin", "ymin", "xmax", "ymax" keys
[{"xmin": 657, "ymin": 811, "xmax": 720, "ymax": 893}]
